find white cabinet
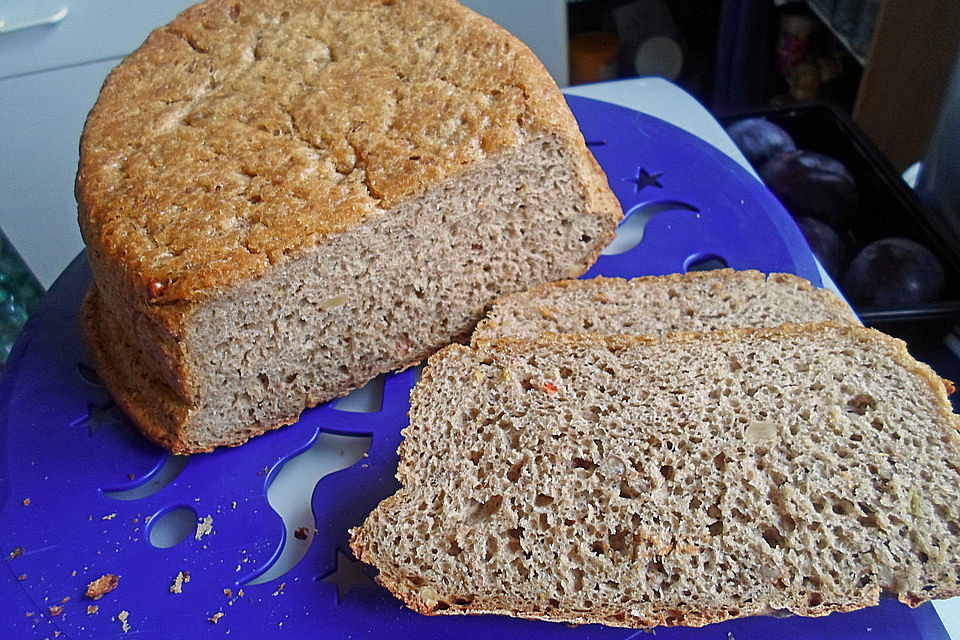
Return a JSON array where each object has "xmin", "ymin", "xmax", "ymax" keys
[
  {"xmin": 0, "ymin": 1, "xmax": 568, "ymax": 287},
  {"xmin": 1, "ymin": 59, "xmax": 119, "ymax": 286},
  {"xmin": 0, "ymin": 0, "xmax": 197, "ymax": 286}
]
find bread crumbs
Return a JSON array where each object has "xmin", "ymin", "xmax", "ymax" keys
[
  {"xmin": 86, "ymin": 574, "xmax": 120, "ymax": 600},
  {"xmin": 209, "ymin": 612, "xmax": 224, "ymax": 623},
  {"xmin": 195, "ymin": 515, "xmax": 213, "ymax": 541},
  {"xmin": 272, "ymin": 582, "xmax": 285, "ymax": 596},
  {"xmin": 48, "ymin": 605, "xmax": 63, "ymax": 616},
  {"xmin": 17, "ymin": 574, "xmax": 25, "ymax": 581},
  {"xmin": 22, "ymin": 498, "xmax": 30, "ymax": 506},
  {"xmin": 9, "ymin": 546, "xmax": 23, "ymax": 561},
  {"xmin": 87, "ymin": 605, "xmax": 99, "ymax": 615},
  {"xmin": 117, "ymin": 609, "xmax": 130, "ymax": 632},
  {"xmin": 102, "ymin": 513, "xmax": 116, "ymax": 520},
  {"xmin": 170, "ymin": 571, "xmax": 190, "ymax": 594},
  {"xmin": 61, "ymin": 596, "xmax": 70, "ymax": 604}
]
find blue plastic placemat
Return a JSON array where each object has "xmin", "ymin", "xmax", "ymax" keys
[{"xmin": 0, "ymin": 96, "xmax": 948, "ymax": 639}]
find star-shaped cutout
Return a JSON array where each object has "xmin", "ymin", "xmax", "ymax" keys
[
  {"xmin": 629, "ymin": 167, "xmax": 664, "ymax": 192},
  {"xmin": 320, "ymin": 550, "xmax": 374, "ymax": 603},
  {"xmin": 69, "ymin": 400, "xmax": 121, "ymax": 436}
]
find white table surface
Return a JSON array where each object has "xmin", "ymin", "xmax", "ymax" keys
[{"xmin": 130, "ymin": 76, "xmax": 960, "ymax": 637}]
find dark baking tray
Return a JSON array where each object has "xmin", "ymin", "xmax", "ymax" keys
[{"xmin": 720, "ymin": 103, "xmax": 960, "ymax": 348}]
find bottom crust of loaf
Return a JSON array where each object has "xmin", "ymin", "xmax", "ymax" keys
[
  {"xmin": 84, "ymin": 287, "xmax": 206, "ymax": 453},
  {"xmin": 83, "ymin": 287, "xmax": 322, "ymax": 453},
  {"xmin": 83, "ymin": 286, "xmax": 470, "ymax": 453}
]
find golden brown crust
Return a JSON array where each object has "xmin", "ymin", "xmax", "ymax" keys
[
  {"xmin": 78, "ymin": 0, "xmax": 618, "ymax": 308},
  {"xmin": 83, "ymin": 288, "xmax": 197, "ymax": 453},
  {"xmin": 360, "ymin": 585, "xmax": 878, "ymax": 629}
]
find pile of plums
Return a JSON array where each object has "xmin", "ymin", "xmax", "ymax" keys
[{"xmin": 726, "ymin": 118, "xmax": 946, "ymax": 309}]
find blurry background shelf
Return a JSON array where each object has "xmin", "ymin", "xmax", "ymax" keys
[
  {"xmin": 800, "ymin": 0, "xmax": 877, "ymax": 65},
  {"xmin": 852, "ymin": 0, "xmax": 960, "ymax": 170},
  {"xmin": 712, "ymin": 0, "xmax": 960, "ymax": 171}
]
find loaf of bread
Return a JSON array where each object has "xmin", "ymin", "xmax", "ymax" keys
[
  {"xmin": 472, "ymin": 269, "xmax": 858, "ymax": 344},
  {"xmin": 77, "ymin": 0, "xmax": 621, "ymax": 453},
  {"xmin": 351, "ymin": 324, "xmax": 960, "ymax": 628}
]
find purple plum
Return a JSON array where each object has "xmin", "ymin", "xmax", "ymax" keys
[
  {"xmin": 726, "ymin": 118, "xmax": 797, "ymax": 170},
  {"xmin": 794, "ymin": 216, "xmax": 849, "ymax": 278},
  {"xmin": 760, "ymin": 150, "xmax": 858, "ymax": 227},
  {"xmin": 842, "ymin": 237, "xmax": 945, "ymax": 309}
]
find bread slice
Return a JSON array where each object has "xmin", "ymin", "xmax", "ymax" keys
[
  {"xmin": 351, "ymin": 324, "xmax": 960, "ymax": 628},
  {"xmin": 472, "ymin": 269, "xmax": 859, "ymax": 344},
  {"xmin": 76, "ymin": 0, "xmax": 621, "ymax": 453}
]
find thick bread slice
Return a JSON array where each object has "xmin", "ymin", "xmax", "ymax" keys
[
  {"xmin": 351, "ymin": 324, "xmax": 960, "ymax": 628},
  {"xmin": 472, "ymin": 270, "xmax": 859, "ymax": 344},
  {"xmin": 76, "ymin": 0, "xmax": 621, "ymax": 453}
]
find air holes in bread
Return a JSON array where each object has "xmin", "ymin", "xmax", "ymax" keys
[
  {"xmin": 535, "ymin": 493, "xmax": 554, "ymax": 507},
  {"xmin": 468, "ymin": 495, "xmax": 503, "ymax": 524},
  {"xmin": 620, "ymin": 482, "xmax": 642, "ymax": 499},
  {"xmin": 848, "ymin": 393, "xmax": 878, "ymax": 415},
  {"xmin": 762, "ymin": 526, "xmax": 787, "ymax": 548},
  {"xmin": 573, "ymin": 457, "xmax": 598, "ymax": 472}
]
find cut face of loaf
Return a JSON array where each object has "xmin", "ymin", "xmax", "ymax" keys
[
  {"xmin": 473, "ymin": 269, "xmax": 859, "ymax": 344},
  {"xmin": 83, "ymin": 134, "xmax": 616, "ymax": 452},
  {"xmin": 77, "ymin": 0, "xmax": 621, "ymax": 453},
  {"xmin": 351, "ymin": 325, "xmax": 960, "ymax": 628}
]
